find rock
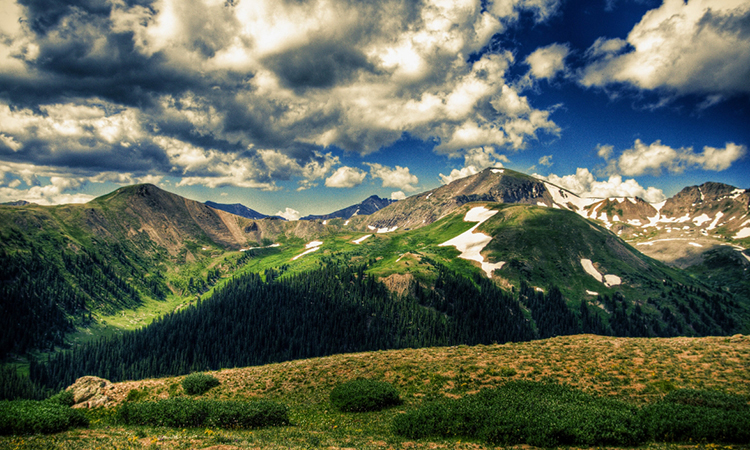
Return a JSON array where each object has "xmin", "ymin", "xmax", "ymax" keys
[{"xmin": 66, "ymin": 376, "xmax": 115, "ymax": 408}]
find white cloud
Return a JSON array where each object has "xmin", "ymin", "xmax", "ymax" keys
[
  {"xmin": 0, "ymin": 0, "xmax": 564, "ymax": 195},
  {"xmin": 440, "ymin": 166, "xmax": 481, "ymax": 184},
  {"xmin": 367, "ymin": 163, "xmax": 419, "ymax": 191},
  {"xmin": 579, "ymin": 0, "xmax": 750, "ymax": 96},
  {"xmin": 391, "ymin": 191, "xmax": 406, "ymax": 200},
  {"xmin": 439, "ymin": 146, "xmax": 509, "ymax": 184},
  {"xmin": 538, "ymin": 154, "xmax": 553, "ymax": 166},
  {"xmin": 0, "ymin": 160, "xmax": 166, "ymax": 205},
  {"xmin": 607, "ymin": 139, "xmax": 746, "ymax": 176},
  {"xmin": 325, "ymin": 166, "xmax": 367, "ymax": 188},
  {"xmin": 540, "ymin": 168, "xmax": 666, "ymax": 203},
  {"xmin": 525, "ymin": 43, "xmax": 569, "ymax": 80},
  {"xmin": 275, "ymin": 207, "xmax": 301, "ymax": 221}
]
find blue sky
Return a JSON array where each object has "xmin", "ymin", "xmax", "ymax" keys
[{"xmin": 0, "ymin": 0, "xmax": 748, "ymax": 218}]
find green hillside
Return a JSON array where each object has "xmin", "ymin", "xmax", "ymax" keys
[{"xmin": 1, "ymin": 182, "xmax": 748, "ymax": 375}]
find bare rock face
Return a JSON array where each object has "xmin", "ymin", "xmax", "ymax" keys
[{"xmin": 66, "ymin": 376, "xmax": 115, "ymax": 408}]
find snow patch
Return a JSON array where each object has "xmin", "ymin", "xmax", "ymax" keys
[
  {"xmin": 734, "ymin": 228, "xmax": 750, "ymax": 239},
  {"xmin": 439, "ymin": 206, "xmax": 504, "ymax": 277},
  {"xmin": 377, "ymin": 226, "xmax": 398, "ymax": 233},
  {"xmin": 581, "ymin": 259, "xmax": 602, "ymax": 283},
  {"xmin": 581, "ymin": 259, "xmax": 621, "ymax": 287},
  {"xmin": 344, "ymin": 220, "xmax": 350, "ymax": 226},
  {"xmin": 537, "ymin": 202, "xmax": 547, "ymax": 207},
  {"xmin": 292, "ymin": 240, "xmax": 323, "ymax": 261},
  {"xmin": 322, "ymin": 220, "xmax": 327, "ymax": 225},
  {"xmin": 604, "ymin": 274, "xmax": 621, "ymax": 286},
  {"xmin": 367, "ymin": 225, "xmax": 375, "ymax": 231},
  {"xmin": 241, "ymin": 243, "xmax": 280, "ymax": 252},
  {"xmin": 688, "ymin": 242, "xmax": 703, "ymax": 247},
  {"xmin": 425, "ymin": 192, "xmax": 432, "ymax": 199},
  {"xmin": 491, "ymin": 168, "xmax": 504, "ymax": 174},
  {"xmin": 692, "ymin": 214, "xmax": 711, "ymax": 226},
  {"xmin": 586, "ymin": 290, "xmax": 599, "ymax": 296},
  {"xmin": 352, "ymin": 234, "xmax": 372, "ymax": 244},
  {"xmin": 707, "ymin": 212, "xmax": 724, "ymax": 231}
]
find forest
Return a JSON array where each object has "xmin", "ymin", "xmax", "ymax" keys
[{"xmin": 22, "ymin": 259, "xmax": 740, "ymax": 393}]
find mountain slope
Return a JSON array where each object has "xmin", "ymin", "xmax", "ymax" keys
[
  {"xmin": 204, "ymin": 200, "xmax": 274, "ymax": 220},
  {"xmin": 0, "ymin": 184, "xmax": 265, "ymax": 358},
  {"xmin": 300, "ymin": 195, "xmax": 395, "ymax": 221},
  {"xmin": 2, "ymin": 173, "xmax": 749, "ymax": 360}
]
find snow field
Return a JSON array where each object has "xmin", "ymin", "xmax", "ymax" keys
[
  {"xmin": 439, "ymin": 206, "xmax": 504, "ymax": 278},
  {"xmin": 352, "ymin": 234, "xmax": 372, "ymax": 244},
  {"xmin": 292, "ymin": 240, "xmax": 323, "ymax": 261},
  {"xmin": 580, "ymin": 259, "xmax": 621, "ymax": 287}
]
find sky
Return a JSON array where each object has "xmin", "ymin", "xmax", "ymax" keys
[{"xmin": 0, "ymin": 0, "xmax": 748, "ymax": 219}]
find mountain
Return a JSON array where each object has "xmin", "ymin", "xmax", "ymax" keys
[
  {"xmin": 356, "ymin": 168, "xmax": 558, "ymax": 231},
  {"xmin": 300, "ymin": 195, "xmax": 395, "ymax": 221},
  {"xmin": 204, "ymin": 200, "xmax": 274, "ymax": 220},
  {"xmin": 0, "ymin": 183, "xmax": 267, "ymax": 357},
  {"xmin": 2, "ymin": 171, "xmax": 749, "ymax": 364}
]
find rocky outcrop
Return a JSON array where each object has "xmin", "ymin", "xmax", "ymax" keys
[{"xmin": 66, "ymin": 376, "xmax": 115, "ymax": 408}]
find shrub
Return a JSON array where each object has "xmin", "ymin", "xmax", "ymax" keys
[
  {"xmin": 45, "ymin": 389, "xmax": 75, "ymax": 407},
  {"xmin": 125, "ymin": 388, "xmax": 147, "ymax": 403},
  {"xmin": 116, "ymin": 398, "xmax": 289, "ymax": 429},
  {"xmin": 0, "ymin": 400, "xmax": 88, "ymax": 435},
  {"xmin": 643, "ymin": 389, "xmax": 750, "ymax": 443},
  {"xmin": 392, "ymin": 381, "xmax": 645, "ymax": 447},
  {"xmin": 181, "ymin": 373, "xmax": 220, "ymax": 395},
  {"xmin": 330, "ymin": 379, "xmax": 401, "ymax": 412},
  {"xmin": 662, "ymin": 389, "xmax": 748, "ymax": 410}
]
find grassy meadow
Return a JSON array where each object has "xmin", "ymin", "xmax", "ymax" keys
[{"xmin": 1, "ymin": 334, "xmax": 748, "ymax": 449}]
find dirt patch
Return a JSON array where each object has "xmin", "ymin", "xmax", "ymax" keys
[{"xmin": 380, "ymin": 273, "xmax": 415, "ymax": 297}]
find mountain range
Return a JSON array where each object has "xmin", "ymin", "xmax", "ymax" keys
[{"xmin": 1, "ymin": 168, "xmax": 748, "ymax": 366}]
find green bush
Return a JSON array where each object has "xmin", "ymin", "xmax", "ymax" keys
[
  {"xmin": 644, "ymin": 389, "xmax": 750, "ymax": 443},
  {"xmin": 330, "ymin": 379, "xmax": 401, "ymax": 412},
  {"xmin": 116, "ymin": 398, "xmax": 289, "ymax": 429},
  {"xmin": 125, "ymin": 388, "xmax": 147, "ymax": 403},
  {"xmin": 45, "ymin": 389, "xmax": 75, "ymax": 407},
  {"xmin": 392, "ymin": 381, "xmax": 644, "ymax": 447},
  {"xmin": 0, "ymin": 400, "xmax": 88, "ymax": 435},
  {"xmin": 662, "ymin": 389, "xmax": 748, "ymax": 410},
  {"xmin": 181, "ymin": 373, "xmax": 220, "ymax": 395}
]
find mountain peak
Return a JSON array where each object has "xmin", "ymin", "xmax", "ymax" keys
[{"xmin": 300, "ymin": 195, "xmax": 395, "ymax": 221}]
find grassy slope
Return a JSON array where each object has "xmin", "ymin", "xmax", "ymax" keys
[
  {"xmin": 1, "ymin": 334, "xmax": 748, "ymax": 449},
  {"xmin": 3, "ymin": 197, "xmax": 747, "ymax": 357}
]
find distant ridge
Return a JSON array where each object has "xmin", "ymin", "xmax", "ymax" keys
[
  {"xmin": 300, "ymin": 195, "xmax": 395, "ymax": 221},
  {"xmin": 204, "ymin": 200, "xmax": 284, "ymax": 220}
]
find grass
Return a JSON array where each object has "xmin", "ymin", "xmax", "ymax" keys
[{"xmin": 1, "ymin": 334, "xmax": 748, "ymax": 449}]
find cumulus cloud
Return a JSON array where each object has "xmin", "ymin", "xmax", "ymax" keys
[
  {"xmin": 391, "ymin": 191, "xmax": 406, "ymax": 200},
  {"xmin": 325, "ymin": 166, "xmax": 367, "ymax": 188},
  {"xmin": 539, "ymin": 168, "xmax": 666, "ymax": 203},
  {"xmin": 605, "ymin": 139, "xmax": 746, "ymax": 176},
  {"xmin": 579, "ymin": 0, "xmax": 750, "ymax": 97},
  {"xmin": 275, "ymin": 207, "xmax": 301, "ymax": 221},
  {"xmin": 367, "ymin": 163, "xmax": 419, "ymax": 191},
  {"xmin": 0, "ymin": 160, "xmax": 164, "ymax": 205},
  {"xmin": 0, "ymin": 0, "xmax": 565, "ymax": 202},
  {"xmin": 538, "ymin": 154, "xmax": 553, "ymax": 166},
  {"xmin": 525, "ymin": 43, "xmax": 570, "ymax": 80},
  {"xmin": 439, "ymin": 146, "xmax": 509, "ymax": 184}
]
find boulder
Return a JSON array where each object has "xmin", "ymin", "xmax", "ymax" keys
[{"xmin": 66, "ymin": 376, "xmax": 115, "ymax": 408}]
